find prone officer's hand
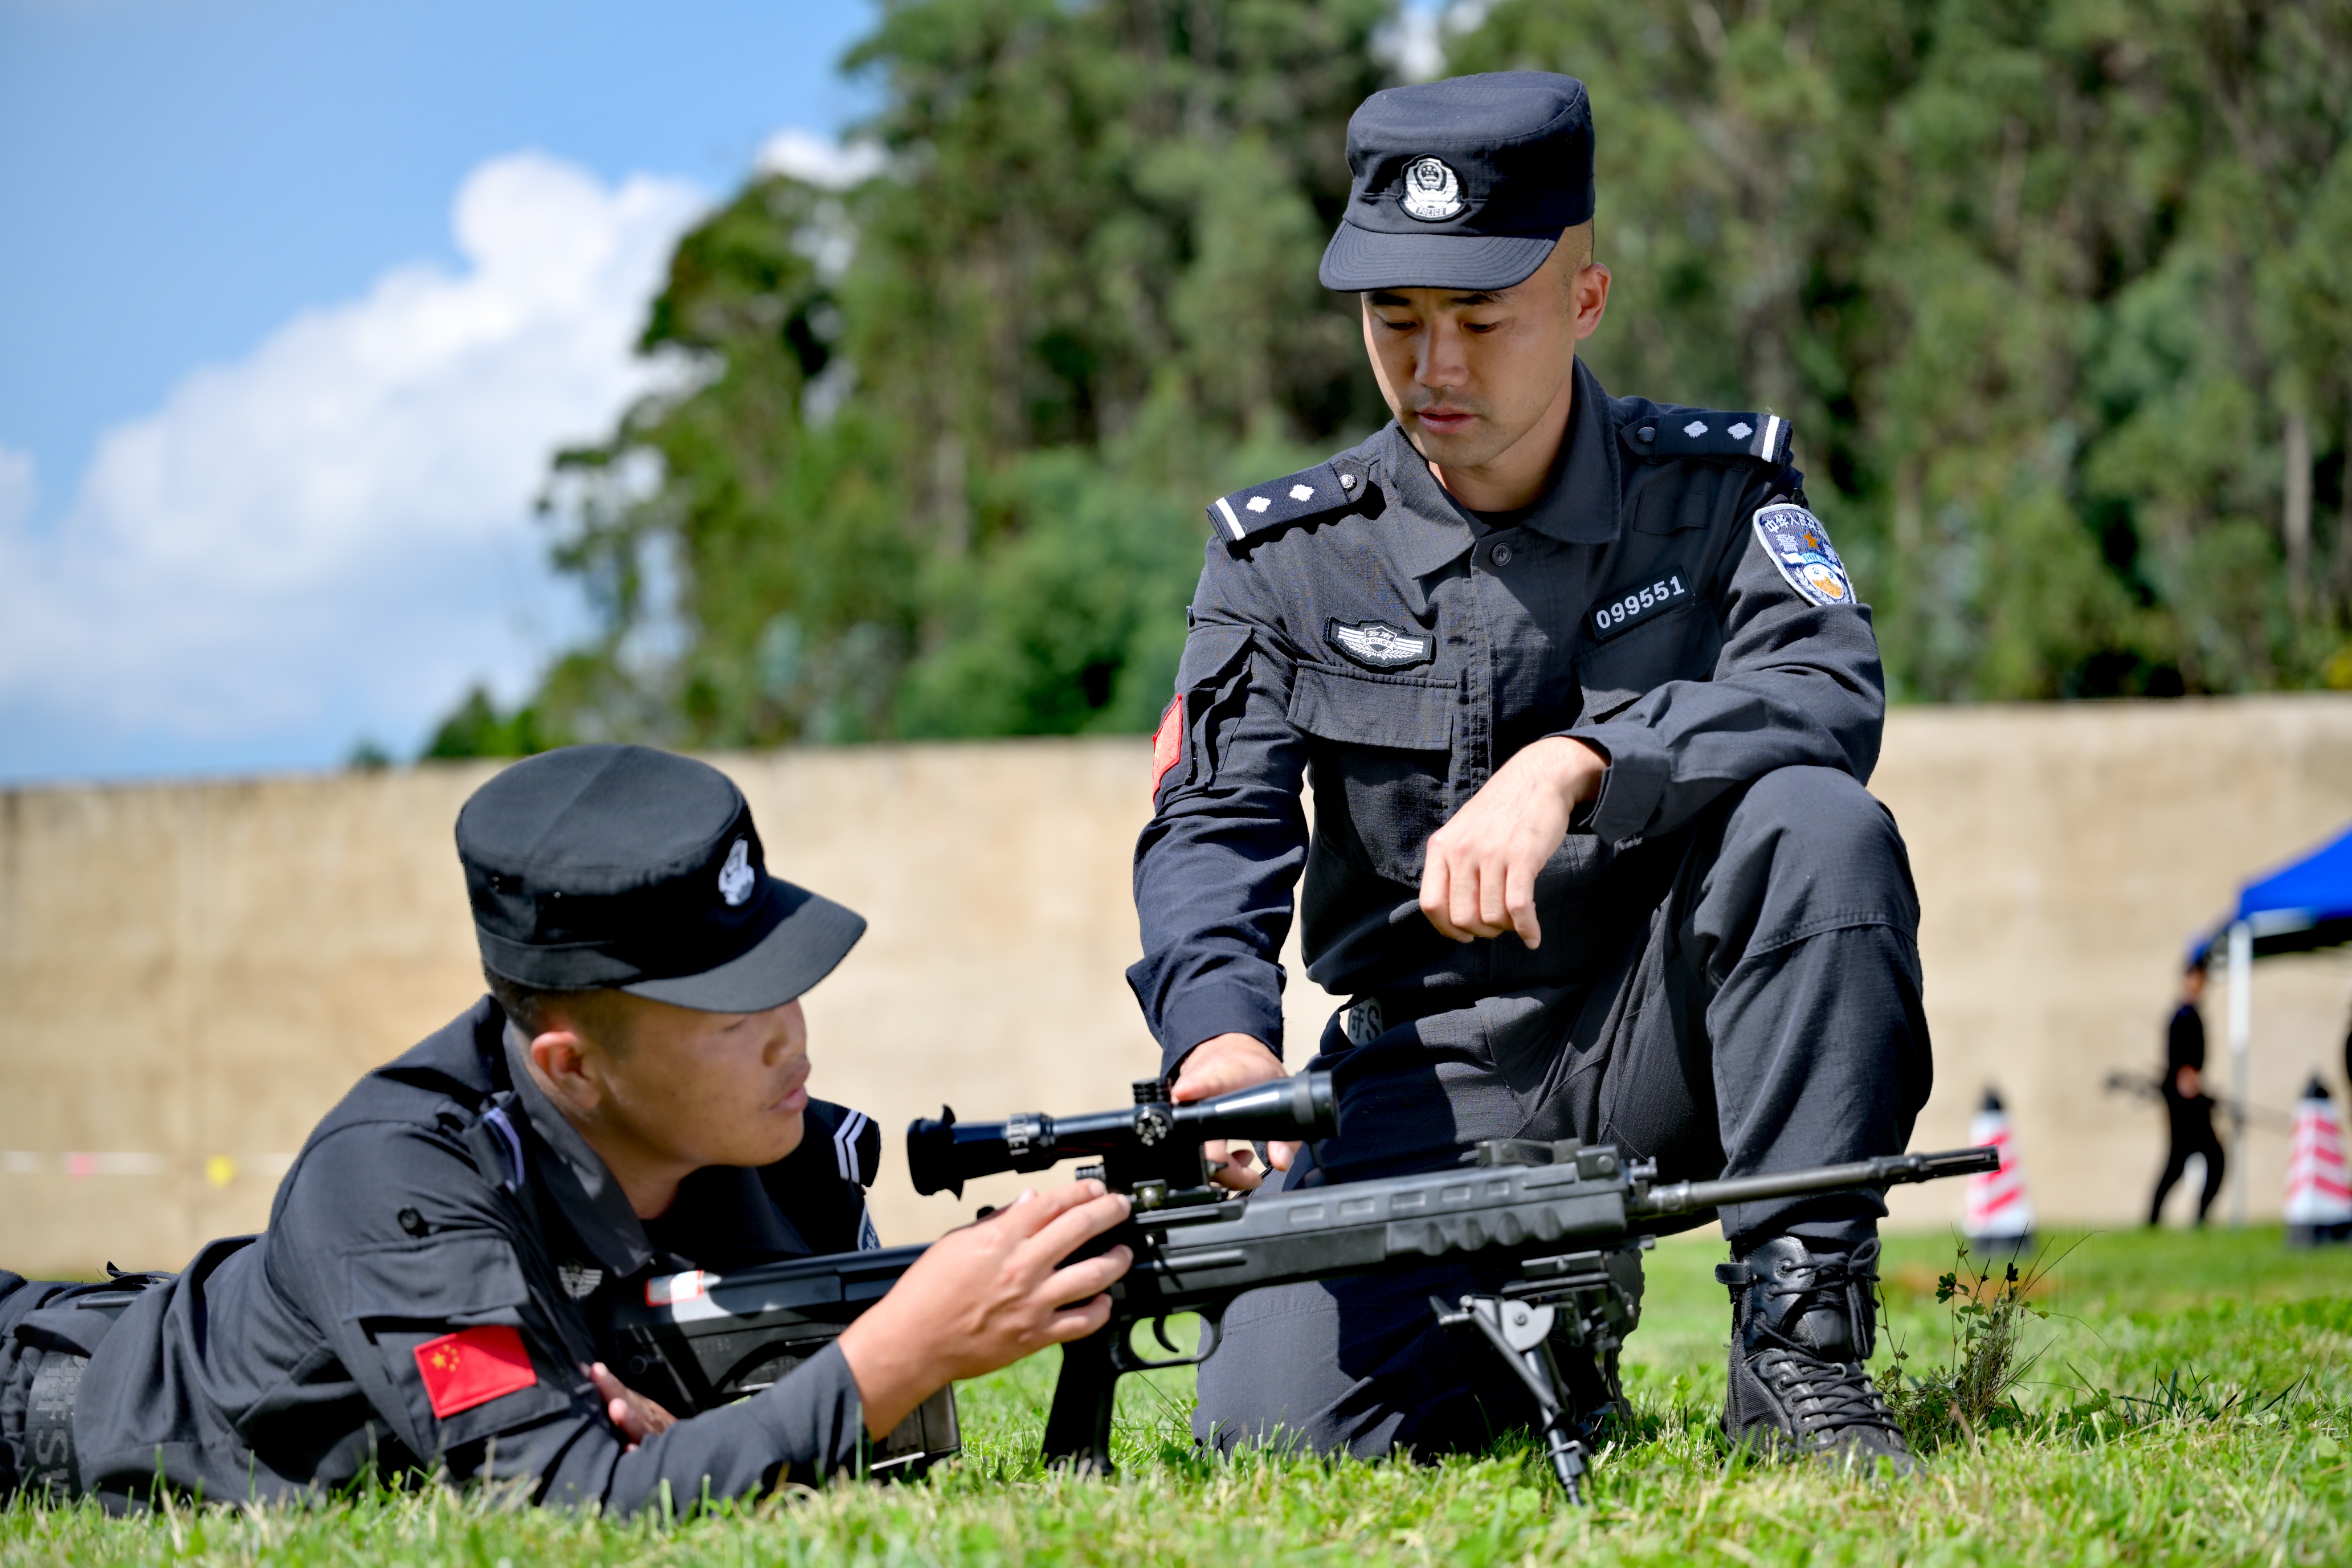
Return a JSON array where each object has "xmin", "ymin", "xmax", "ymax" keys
[
  {"xmin": 585, "ymin": 1361, "xmax": 676, "ymax": 1452},
  {"xmin": 1419, "ymin": 736, "xmax": 1607, "ymax": 948},
  {"xmin": 1174, "ymin": 1033, "xmax": 1293, "ymax": 1191},
  {"xmin": 836, "ymin": 1181, "xmax": 1132, "ymax": 1438}
]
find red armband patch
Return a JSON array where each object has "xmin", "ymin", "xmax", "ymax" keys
[
  {"xmin": 1150, "ymin": 695, "xmax": 1184, "ymax": 797},
  {"xmin": 414, "ymin": 1324, "xmax": 537, "ymax": 1418}
]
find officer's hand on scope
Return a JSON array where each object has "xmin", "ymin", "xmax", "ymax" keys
[
  {"xmin": 836, "ymin": 1180, "xmax": 1132, "ymax": 1438},
  {"xmin": 1419, "ymin": 736, "xmax": 1608, "ymax": 948},
  {"xmin": 1174, "ymin": 1033, "xmax": 1296, "ymax": 1191}
]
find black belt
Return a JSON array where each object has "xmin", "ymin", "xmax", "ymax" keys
[
  {"xmin": 22, "ymin": 1351, "xmax": 86, "ymax": 1502},
  {"xmin": 11, "ymin": 1277, "xmax": 162, "ymax": 1502},
  {"xmin": 1338, "ymin": 987, "xmax": 1481, "ymax": 1047}
]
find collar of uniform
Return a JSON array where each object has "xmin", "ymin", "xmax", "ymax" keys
[
  {"xmin": 501, "ymin": 1022, "xmax": 657, "ymax": 1279},
  {"xmin": 1377, "ymin": 357, "xmax": 1621, "ymax": 578},
  {"xmin": 1521, "ymin": 357, "xmax": 1622, "ymax": 546},
  {"xmin": 1378, "ymin": 426, "xmax": 1480, "ymax": 579}
]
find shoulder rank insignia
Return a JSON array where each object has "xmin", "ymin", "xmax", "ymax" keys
[
  {"xmin": 1207, "ymin": 459, "xmax": 1365, "ymax": 545},
  {"xmin": 1751, "ymin": 501, "xmax": 1855, "ymax": 607},
  {"xmin": 1620, "ymin": 409, "xmax": 1793, "ymax": 466}
]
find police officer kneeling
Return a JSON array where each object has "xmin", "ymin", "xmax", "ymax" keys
[
  {"xmin": 1133, "ymin": 74, "xmax": 1929, "ymax": 1471},
  {"xmin": 0, "ymin": 745, "xmax": 1131, "ymax": 1511}
]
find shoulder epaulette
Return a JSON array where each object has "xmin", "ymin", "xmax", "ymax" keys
[
  {"xmin": 1619, "ymin": 409, "xmax": 1793, "ymax": 466},
  {"xmin": 1206, "ymin": 458, "xmax": 1368, "ymax": 546}
]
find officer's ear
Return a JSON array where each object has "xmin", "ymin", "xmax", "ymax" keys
[{"xmin": 524, "ymin": 1027, "xmax": 603, "ymax": 1114}]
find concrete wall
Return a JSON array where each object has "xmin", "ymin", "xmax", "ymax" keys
[{"xmin": 5, "ymin": 697, "xmax": 2351, "ymax": 1275}]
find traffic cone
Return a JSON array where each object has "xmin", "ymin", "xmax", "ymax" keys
[
  {"xmin": 2285, "ymin": 1075, "xmax": 2352, "ymax": 1246},
  {"xmin": 1964, "ymin": 1087, "xmax": 2034, "ymax": 1254}
]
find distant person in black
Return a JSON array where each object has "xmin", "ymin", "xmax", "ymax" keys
[{"xmin": 2149, "ymin": 962, "xmax": 2225, "ymax": 1225}]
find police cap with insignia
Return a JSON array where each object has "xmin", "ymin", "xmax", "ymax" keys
[
  {"xmin": 456, "ymin": 744, "xmax": 865, "ymax": 1012},
  {"xmin": 1320, "ymin": 71, "xmax": 1595, "ymax": 293}
]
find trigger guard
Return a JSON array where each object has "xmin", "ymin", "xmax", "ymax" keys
[{"xmin": 1110, "ymin": 1313, "xmax": 1224, "ymax": 1372}]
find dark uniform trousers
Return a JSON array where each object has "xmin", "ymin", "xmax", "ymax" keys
[{"xmin": 1192, "ymin": 764, "xmax": 1930, "ymax": 1460}]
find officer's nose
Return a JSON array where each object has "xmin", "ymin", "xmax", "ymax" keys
[
  {"xmin": 1416, "ymin": 320, "xmax": 1471, "ymax": 390},
  {"xmin": 765, "ymin": 997, "xmax": 807, "ymax": 1065}
]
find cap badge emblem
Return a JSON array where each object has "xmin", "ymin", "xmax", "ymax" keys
[
  {"xmin": 1399, "ymin": 156, "xmax": 1463, "ymax": 222},
  {"xmin": 717, "ymin": 839, "xmax": 755, "ymax": 906}
]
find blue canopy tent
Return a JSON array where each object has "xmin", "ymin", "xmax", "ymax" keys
[{"xmin": 2191, "ymin": 820, "xmax": 2352, "ymax": 1222}]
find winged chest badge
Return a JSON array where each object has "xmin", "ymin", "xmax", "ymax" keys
[{"xmin": 1328, "ymin": 618, "xmax": 1435, "ymax": 671}]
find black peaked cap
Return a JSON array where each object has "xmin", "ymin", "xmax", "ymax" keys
[
  {"xmin": 1320, "ymin": 71, "xmax": 1595, "ymax": 293},
  {"xmin": 457, "ymin": 744, "xmax": 865, "ymax": 1012}
]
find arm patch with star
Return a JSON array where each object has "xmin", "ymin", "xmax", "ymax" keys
[{"xmin": 1751, "ymin": 502, "xmax": 1856, "ymax": 607}]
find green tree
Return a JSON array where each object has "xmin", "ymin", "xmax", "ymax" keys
[
  {"xmin": 1451, "ymin": 0, "xmax": 2352, "ymax": 699},
  {"xmin": 477, "ymin": 0, "xmax": 1391, "ymax": 754},
  {"xmin": 439, "ymin": 0, "xmax": 2352, "ymax": 757}
]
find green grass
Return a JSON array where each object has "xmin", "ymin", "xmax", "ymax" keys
[{"xmin": 8, "ymin": 1227, "xmax": 2351, "ymax": 1565}]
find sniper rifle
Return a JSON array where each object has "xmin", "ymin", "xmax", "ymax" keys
[{"xmin": 606, "ymin": 1072, "xmax": 1995, "ymax": 1501}]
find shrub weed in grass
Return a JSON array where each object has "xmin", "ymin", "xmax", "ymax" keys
[{"xmin": 6, "ymin": 1226, "xmax": 2349, "ymax": 1566}]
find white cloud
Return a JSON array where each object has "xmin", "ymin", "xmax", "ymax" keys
[
  {"xmin": 0, "ymin": 152, "xmax": 708, "ymax": 775},
  {"xmin": 0, "ymin": 444, "xmax": 32, "ymax": 535},
  {"xmin": 1375, "ymin": 1, "xmax": 1484, "ymax": 84},
  {"xmin": 755, "ymin": 127, "xmax": 887, "ymax": 189}
]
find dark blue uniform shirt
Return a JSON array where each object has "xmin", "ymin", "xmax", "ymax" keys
[
  {"xmin": 50, "ymin": 998, "xmax": 882, "ymax": 1511},
  {"xmin": 1129, "ymin": 360, "xmax": 1885, "ymax": 1071}
]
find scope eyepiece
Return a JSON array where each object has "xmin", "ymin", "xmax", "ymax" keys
[{"xmin": 905, "ymin": 1071, "xmax": 1338, "ymax": 1198}]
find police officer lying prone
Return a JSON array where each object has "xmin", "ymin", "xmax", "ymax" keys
[
  {"xmin": 0, "ymin": 746, "xmax": 1132, "ymax": 1513},
  {"xmin": 1133, "ymin": 72, "xmax": 1929, "ymax": 1473}
]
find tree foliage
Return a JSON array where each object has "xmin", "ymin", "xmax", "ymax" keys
[
  {"xmin": 1452, "ymin": 0, "xmax": 2352, "ymax": 700},
  {"xmin": 434, "ymin": 0, "xmax": 2352, "ymax": 757}
]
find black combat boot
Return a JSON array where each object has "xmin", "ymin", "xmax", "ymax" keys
[{"xmin": 1717, "ymin": 1235, "xmax": 1913, "ymax": 1474}]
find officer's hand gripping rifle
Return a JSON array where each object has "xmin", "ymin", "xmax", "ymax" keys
[
  {"xmin": 597, "ymin": 1074, "xmax": 1334, "ymax": 1477},
  {"xmin": 606, "ymin": 1072, "xmax": 1995, "ymax": 1501}
]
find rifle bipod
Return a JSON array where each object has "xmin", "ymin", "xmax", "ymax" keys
[{"xmin": 1432, "ymin": 1293, "xmax": 1592, "ymax": 1504}]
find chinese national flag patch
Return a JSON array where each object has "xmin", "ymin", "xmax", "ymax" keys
[
  {"xmin": 414, "ymin": 1325, "xmax": 537, "ymax": 1419},
  {"xmin": 1150, "ymin": 695, "xmax": 1184, "ymax": 797}
]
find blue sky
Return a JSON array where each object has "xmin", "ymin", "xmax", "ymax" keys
[
  {"xmin": 0, "ymin": 0, "xmax": 1439, "ymax": 784},
  {"xmin": 0, "ymin": 0, "xmax": 878, "ymax": 781},
  {"xmin": 0, "ymin": 0, "xmax": 875, "ymax": 522}
]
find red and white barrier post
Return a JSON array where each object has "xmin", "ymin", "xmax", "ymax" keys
[
  {"xmin": 1964, "ymin": 1087, "xmax": 2034, "ymax": 1254},
  {"xmin": 2285, "ymin": 1075, "xmax": 2352, "ymax": 1246}
]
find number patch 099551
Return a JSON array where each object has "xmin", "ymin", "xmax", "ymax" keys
[{"xmin": 1590, "ymin": 575, "xmax": 1689, "ymax": 639}]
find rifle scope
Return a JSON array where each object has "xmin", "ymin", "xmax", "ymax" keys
[{"xmin": 907, "ymin": 1072, "xmax": 1337, "ymax": 1198}]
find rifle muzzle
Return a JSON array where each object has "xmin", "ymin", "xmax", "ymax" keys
[{"xmin": 1628, "ymin": 1146, "xmax": 2001, "ymax": 1219}]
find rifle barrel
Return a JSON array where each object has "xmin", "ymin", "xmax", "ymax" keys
[{"xmin": 1630, "ymin": 1146, "xmax": 1999, "ymax": 1219}]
